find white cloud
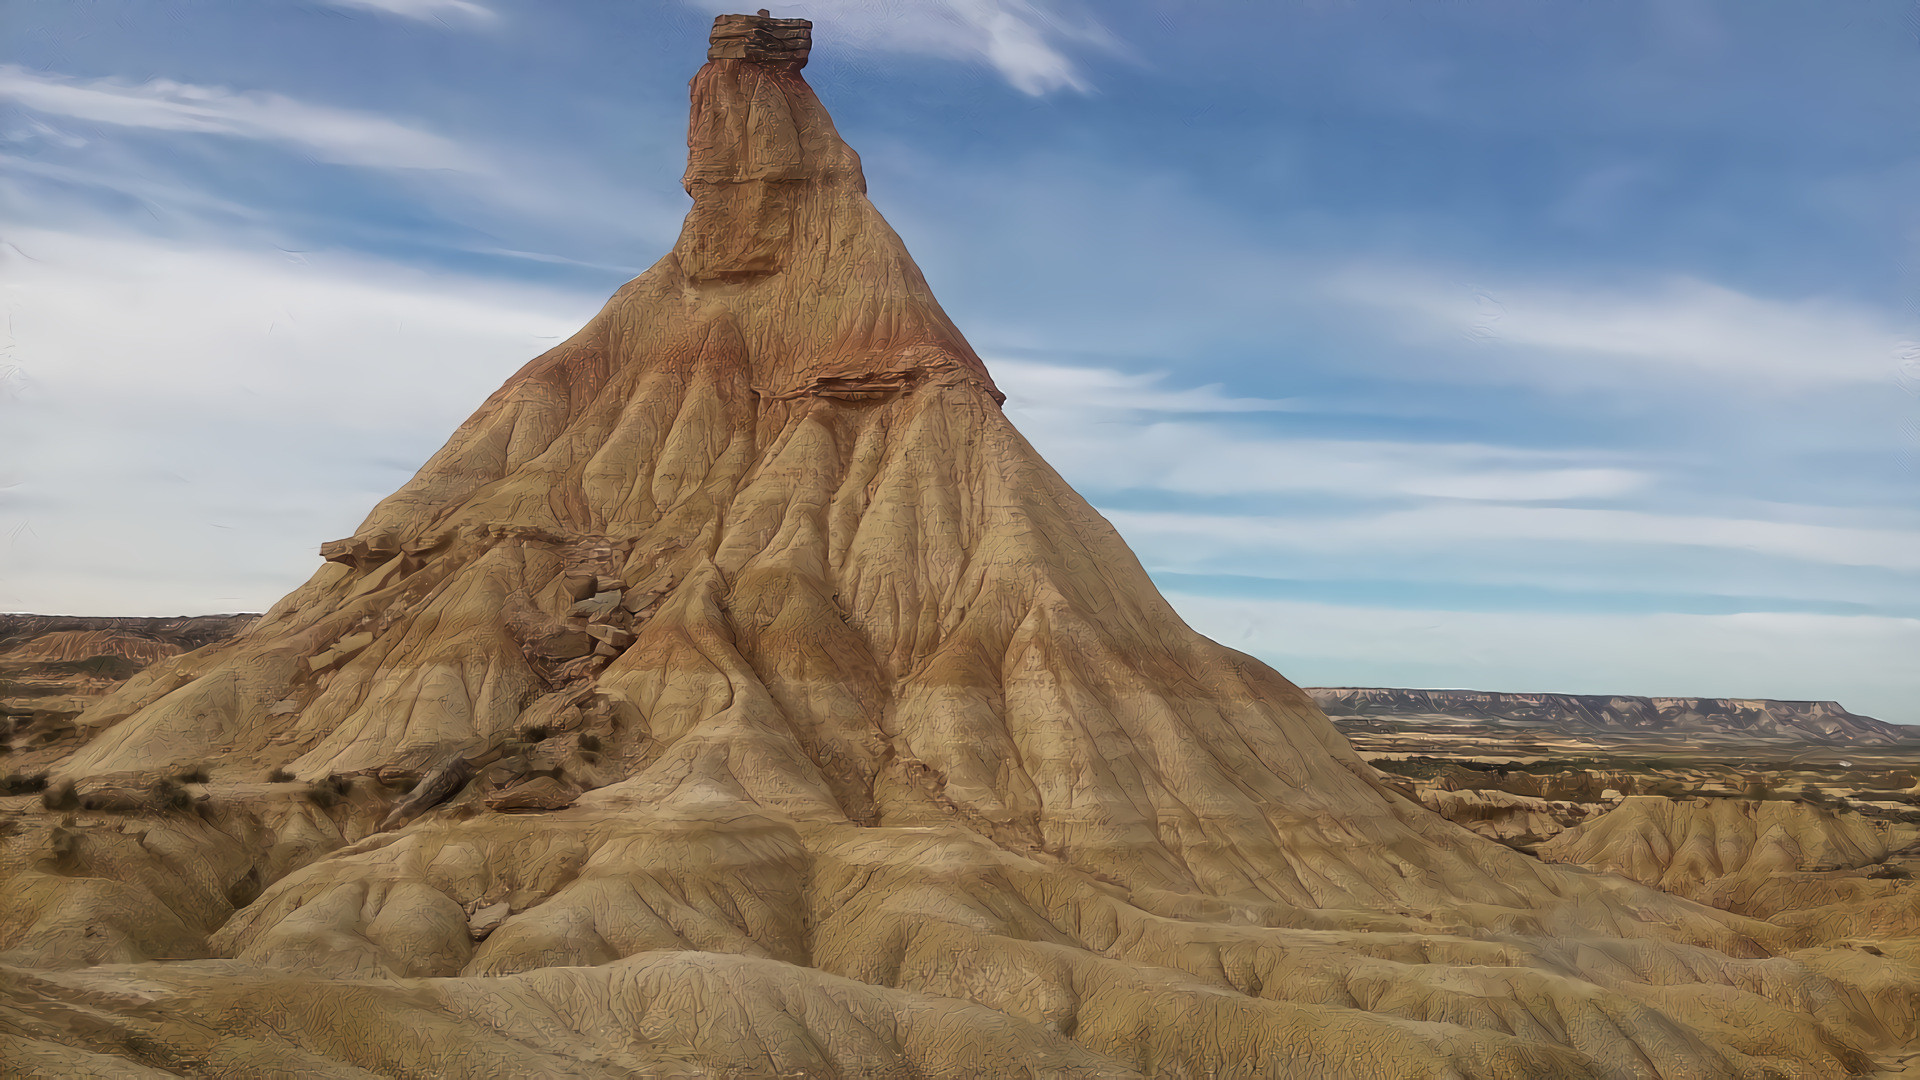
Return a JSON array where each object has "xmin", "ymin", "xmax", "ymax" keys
[
  {"xmin": 322, "ymin": 0, "xmax": 497, "ymax": 24},
  {"xmin": 0, "ymin": 64, "xmax": 481, "ymax": 171},
  {"xmin": 0, "ymin": 64, "xmax": 690, "ymax": 259},
  {"xmin": 1112, "ymin": 505, "xmax": 1920, "ymax": 573},
  {"xmin": 5, "ymin": 115, "xmax": 89, "ymax": 150},
  {"xmin": 997, "ymin": 359, "xmax": 1648, "ymax": 503},
  {"xmin": 2, "ymin": 226, "xmax": 592, "ymax": 414},
  {"xmin": 994, "ymin": 358, "xmax": 1299, "ymax": 414},
  {"xmin": 1083, "ymin": 426, "xmax": 1645, "ymax": 501},
  {"xmin": 0, "ymin": 226, "xmax": 600, "ymax": 615},
  {"xmin": 0, "ymin": 151, "xmax": 271, "ymax": 223},
  {"xmin": 1330, "ymin": 267, "xmax": 1911, "ymax": 389},
  {"xmin": 1168, "ymin": 593, "xmax": 1920, "ymax": 725},
  {"xmin": 681, "ymin": 0, "xmax": 1113, "ymax": 95}
]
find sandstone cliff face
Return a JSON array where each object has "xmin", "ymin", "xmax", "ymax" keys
[
  {"xmin": 1313, "ymin": 686, "xmax": 1911, "ymax": 744},
  {"xmin": 6, "ymin": 15, "xmax": 1920, "ymax": 1078}
]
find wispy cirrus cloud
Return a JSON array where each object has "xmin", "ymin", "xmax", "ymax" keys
[
  {"xmin": 680, "ymin": 0, "xmax": 1116, "ymax": 95},
  {"xmin": 321, "ymin": 0, "xmax": 497, "ymax": 24},
  {"xmin": 1330, "ymin": 267, "xmax": 1912, "ymax": 389},
  {"xmin": 996, "ymin": 359, "xmax": 1648, "ymax": 503},
  {"xmin": 0, "ymin": 64, "xmax": 481, "ymax": 171},
  {"xmin": 1048, "ymin": 423, "xmax": 1647, "ymax": 502},
  {"xmin": 1112, "ymin": 505, "xmax": 1920, "ymax": 573},
  {"xmin": 1, "ymin": 226, "xmax": 599, "ymax": 616},
  {"xmin": 1167, "ymin": 594, "xmax": 1920, "ymax": 723},
  {"xmin": 993, "ymin": 358, "xmax": 1299, "ymax": 414}
]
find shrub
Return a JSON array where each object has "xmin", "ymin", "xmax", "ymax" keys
[
  {"xmin": 266, "ymin": 767, "xmax": 294, "ymax": 784},
  {"xmin": 226, "ymin": 868, "xmax": 263, "ymax": 909},
  {"xmin": 151, "ymin": 779, "xmax": 193, "ymax": 812},
  {"xmin": 522, "ymin": 724, "xmax": 551, "ymax": 743},
  {"xmin": 174, "ymin": 765, "xmax": 210, "ymax": 784},
  {"xmin": 1, "ymin": 772, "xmax": 48, "ymax": 795},
  {"xmin": 41, "ymin": 779, "xmax": 78, "ymax": 811},
  {"xmin": 578, "ymin": 734, "xmax": 602, "ymax": 752}
]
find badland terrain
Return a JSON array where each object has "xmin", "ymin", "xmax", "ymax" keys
[{"xmin": 5, "ymin": 13, "xmax": 1920, "ymax": 1078}]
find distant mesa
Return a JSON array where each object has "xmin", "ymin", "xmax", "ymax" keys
[{"xmin": 1311, "ymin": 686, "xmax": 1912, "ymax": 745}]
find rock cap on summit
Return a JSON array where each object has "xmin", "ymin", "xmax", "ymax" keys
[{"xmin": 708, "ymin": 11, "xmax": 812, "ymax": 67}]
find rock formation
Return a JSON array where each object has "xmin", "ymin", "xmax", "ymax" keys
[
  {"xmin": 1543, "ymin": 796, "xmax": 1891, "ymax": 891},
  {"xmin": 1313, "ymin": 686, "xmax": 1913, "ymax": 744},
  {"xmin": 6, "ymin": 14, "xmax": 1920, "ymax": 1077},
  {"xmin": 1542, "ymin": 796, "xmax": 1920, "ymax": 932}
]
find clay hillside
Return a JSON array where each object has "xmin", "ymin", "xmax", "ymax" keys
[
  {"xmin": 7, "ymin": 15, "xmax": 1920, "ymax": 1078},
  {"xmin": 1, "ymin": 615, "xmax": 257, "ymax": 757},
  {"xmin": 1312, "ymin": 686, "xmax": 1914, "ymax": 744}
]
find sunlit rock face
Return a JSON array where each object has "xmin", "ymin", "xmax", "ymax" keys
[{"xmin": 9, "ymin": 14, "xmax": 1920, "ymax": 1078}]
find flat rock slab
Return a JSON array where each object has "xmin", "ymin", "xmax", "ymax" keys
[{"xmin": 484, "ymin": 776, "xmax": 578, "ymax": 813}]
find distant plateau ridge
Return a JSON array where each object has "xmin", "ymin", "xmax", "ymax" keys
[{"xmin": 1309, "ymin": 686, "xmax": 1911, "ymax": 745}]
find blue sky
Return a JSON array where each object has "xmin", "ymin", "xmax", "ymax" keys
[{"xmin": 3, "ymin": 0, "xmax": 1916, "ymax": 721}]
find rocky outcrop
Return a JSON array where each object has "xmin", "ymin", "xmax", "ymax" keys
[
  {"xmin": 1418, "ymin": 786, "xmax": 1595, "ymax": 846},
  {"xmin": 1542, "ymin": 796, "xmax": 1889, "ymax": 887},
  {"xmin": 1539, "ymin": 796, "xmax": 1920, "ymax": 931},
  {"xmin": 1314, "ymin": 686, "xmax": 1912, "ymax": 743}
]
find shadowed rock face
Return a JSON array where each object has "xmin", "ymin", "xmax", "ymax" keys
[{"xmin": 9, "ymin": 14, "xmax": 1920, "ymax": 1078}]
